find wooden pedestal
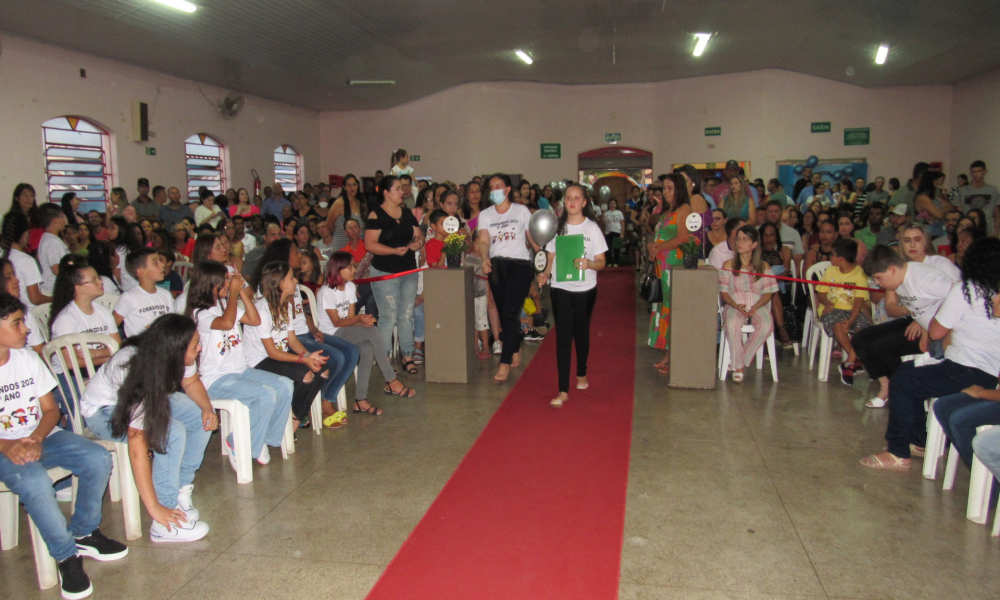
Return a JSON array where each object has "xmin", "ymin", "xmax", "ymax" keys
[
  {"xmin": 668, "ymin": 266, "xmax": 719, "ymax": 389},
  {"xmin": 423, "ymin": 267, "xmax": 476, "ymax": 384}
]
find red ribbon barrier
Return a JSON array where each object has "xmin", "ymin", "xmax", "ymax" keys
[
  {"xmin": 353, "ymin": 265, "xmax": 490, "ymax": 284},
  {"xmin": 720, "ymin": 268, "xmax": 879, "ymax": 293}
]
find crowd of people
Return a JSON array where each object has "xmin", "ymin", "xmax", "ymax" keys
[{"xmin": 3, "ymin": 151, "xmax": 1000, "ymax": 598}]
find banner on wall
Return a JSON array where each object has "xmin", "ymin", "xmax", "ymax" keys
[{"xmin": 775, "ymin": 158, "xmax": 868, "ymax": 197}]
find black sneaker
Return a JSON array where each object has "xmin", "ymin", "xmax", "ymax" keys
[
  {"xmin": 58, "ymin": 555, "xmax": 93, "ymax": 600},
  {"xmin": 839, "ymin": 362, "xmax": 855, "ymax": 386},
  {"xmin": 524, "ymin": 329, "xmax": 545, "ymax": 341},
  {"xmin": 75, "ymin": 528, "xmax": 128, "ymax": 561}
]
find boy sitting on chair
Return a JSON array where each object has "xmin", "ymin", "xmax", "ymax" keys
[
  {"xmin": 0, "ymin": 294, "xmax": 127, "ymax": 599},
  {"xmin": 815, "ymin": 238, "xmax": 871, "ymax": 386}
]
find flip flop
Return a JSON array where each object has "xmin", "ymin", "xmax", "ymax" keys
[
  {"xmin": 866, "ymin": 397, "xmax": 888, "ymax": 408},
  {"xmin": 859, "ymin": 453, "xmax": 911, "ymax": 471}
]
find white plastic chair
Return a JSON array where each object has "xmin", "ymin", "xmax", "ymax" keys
[
  {"xmin": 173, "ymin": 261, "xmax": 194, "ymax": 285},
  {"xmin": 944, "ymin": 425, "xmax": 997, "ymax": 527},
  {"xmin": 30, "ymin": 303, "xmax": 51, "ymax": 343},
  {"xmin": 42, "ymin": 333, "xmax": 142, "ymax": 541},
  {"xmin": 805, "ymin": 261, "xmax": 833, "ymax": 381},
  {"xmin": 95, "ymin": 293, "xmax": 120, "ymax": 312},
  {"xmin": 923, "ymin": 398, "xmax": 947, "ymax": 480},
  {"xmin": 0, "ymin": 466, "xmax": 74, "ymax": 589},
  {"xmin": 212, "ymin": 399, "xmax": 254, "ymax": 484},
  {"xmin": 717, "ymin": 300, "xmax": 779, "ymax": 382}
]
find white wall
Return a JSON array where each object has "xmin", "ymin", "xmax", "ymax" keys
[
  {"xmin": 320, "ymin": 70, "xmax": 953, "ymax": 187},
  {"xmin": 952, "ymin": 67, "xmax": 1000, "ymax": 178},
  {"xmin": 0, "ymin": 35, "xmax": 320, "ymax": 212}
]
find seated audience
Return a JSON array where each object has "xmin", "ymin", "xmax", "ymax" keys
[
  {"xmin": 815, "ymin": 238, "xmax": 870, "ymax": 385},
  {"xmin": 112, "ymin": 248, "xmax": 175, "ymax": 338}
]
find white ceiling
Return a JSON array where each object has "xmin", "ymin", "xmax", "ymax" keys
[{"xmin": 2, "ymin": 0, "xmax": 999, "ymax": 111}]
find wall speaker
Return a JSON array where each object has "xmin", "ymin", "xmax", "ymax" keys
[{"xmin": 132, "ymin": 101, "xmax": 149, "ymax": 142}]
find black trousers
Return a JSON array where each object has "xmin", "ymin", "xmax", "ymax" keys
[
  {"xmin": 357, "ymin": 283, "xmax": 379, "ymax": 321},
  {"xmin": 551, "ymin": 287, "xmax": 598, "ymax": 393},
  {"xmin": 605, "ymin": 233, "xmax": 621, "ymax": 265},
  {"xmin": 255, "ymin": 357, "xmax": 327, "ymax": 422},
  {"xmin": 488, "ymin": 257, "xmax": 535, "ymax": 365},
  {"xmin": 851, "ymin": 317, "xmax": 920, "ymax": 380}
]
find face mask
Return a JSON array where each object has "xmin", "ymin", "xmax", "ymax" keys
[
  {"xmin": 490, "ymin": 190, "xmax": 506, "ymax": 205},
  {"xmin": 318, "ymin": 202, "xmax": 329, "ymax": 209}
]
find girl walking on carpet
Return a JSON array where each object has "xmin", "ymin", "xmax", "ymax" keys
[{"xmin": 537, "ymin": 184, "xmax": 607, "ymax": 408}]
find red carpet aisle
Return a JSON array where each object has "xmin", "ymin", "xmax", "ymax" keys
[{"xmin": 367, "ymin": 269, "xmax": 636, "ymax": 600}]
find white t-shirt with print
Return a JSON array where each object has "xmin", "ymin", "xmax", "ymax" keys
[
  {"xmin": 50, "ymin": 302, "xmax": 118, "ymax": 375},
  {"xmin": 936, "ymin": 283, "xmax": 1000, "ymax": 376},
  {"xmin": 921, "ymin": 254, "xmax": 961, "ymax": 283},
  {"xmin": 80, "ymin": 346, "xmax": 197, "ymax": 423},
  {"xmin": 0, "ymin": 348, "xmax": 58, "ymax": 440},
  {"xmin": 895, "ymin": 262, "xmax": 955, "ymax": 329},
  {"xmin": 114, "ymin": 286, "xmax": 175, "ymax": 338},
  {"xmin": 291, "ymin": 288, "xmax": 309, "ymax": 336},
  {"xmin": 25, "ymin": 310, "xmax": 45, "ymax": 349},
  {"xmin": 545, "ymin": 220, "xmax": 608, "ymax": 293},
  {"xmin": 194, "ymin": 302, "xmax": 247, "ymax": 388},
  {"xmin": 38, "ymin": 232, "xmax": 69, "ymax": 296},
  {"xmin": 603, "ymin": 210, "xmax": 625, "ymax": 235},
  {"xmin": 9, "ymin": 248, "xmax": 43, "ymax": 310},
  {"xmin": 243, "ymin": 297, "xmax": 291, "ymax": 368},
  {"xmin": 316, "ymin": 283, "xmax": 355, "ymax": 336},
  {"xmin": 478, "ymin": 203, "xmax": 532, "ymax": 260}
]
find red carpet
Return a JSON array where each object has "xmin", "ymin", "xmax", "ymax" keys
[{"xmin": 367, "ymin": 269, "xmax": 636, "ymax": 600}]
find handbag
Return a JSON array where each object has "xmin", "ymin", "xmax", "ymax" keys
[{"xmin": 640, "ymin": 262, "xmax": 662, "ymax": 304}]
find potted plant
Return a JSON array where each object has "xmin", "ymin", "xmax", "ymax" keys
[
  {"xmin": 443, "ymin": 233, "xmax": 466, "ymax": 268},
  {"xmin": 678, "ymin": 236, "xmax": 701, "ymax": 269}
]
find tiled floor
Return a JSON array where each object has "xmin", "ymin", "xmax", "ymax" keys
[{"xmin": 2, "ymin": 292, "xmax": 999, "ymax": 600}]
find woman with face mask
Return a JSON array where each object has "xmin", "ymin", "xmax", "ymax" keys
[
  {"xmin": 476, "ymin": 173, "xmax": 540, "ymax": 382},
  {"xmin": 326, "ymin": 174, "xmax": 366, "ymax": 252}
]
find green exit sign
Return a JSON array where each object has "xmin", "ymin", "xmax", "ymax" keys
[
  {"xmin": 605, "ymin": 132, "xmax": 621, "ymax": 143},
  {"xmin": 410, "ymin": 155, "xmax": 420, "ymax": 162},
  {"xmin": 811, "ymin": 122, "xmax": 831, "ymax": 133},
  {"xmin": 540, "ymin": 143, "xmax": 561, "ymax": 159},
  {"xmin": 704, "ymin": 127, "xmax": 721, "ymax": 137},
  {"xmin": 145, "ymin": 147, "xmax": 156, "ymax": 156}
]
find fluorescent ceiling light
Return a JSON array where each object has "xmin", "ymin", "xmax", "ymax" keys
[
  {"xmin": 692, "ymin": 33, "xmax": 712, "ymax": 57},
  {"xmin": 515, "ymin": 50, "xmax": 533, "ymax": 65},
  {"xmin": 346, "ymin": 80, "xmax": 395, "ymax": 86},
  {"xmin": 875, "ymin": 44, "xmax": 889, "ymax": 65},
  {"xmin": 151, "ymin": 0, "xmax": 197, "ymax": 13}
]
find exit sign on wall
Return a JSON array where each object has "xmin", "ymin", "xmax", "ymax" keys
[
  {"xmin": 704, "ymin": 127, "xmax": 721, "ymax": 136},
  {"xmin": 410, "ymin": 155, "xmax": 420, "ymax": 161},
  {"xmin": 811, "ymin": 122, "xmax": 831, "ymax": 133}
]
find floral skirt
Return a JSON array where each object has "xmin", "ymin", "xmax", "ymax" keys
[{"xmin": 647, "ymin": 268, "xmax": 671, "ymax": 350}]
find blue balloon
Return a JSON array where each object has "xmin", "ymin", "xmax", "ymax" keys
[
  {"xmin": 843, "ymin": 166, "xmax": 855, "ymax": 177},
  {"xmin": 832, "ymin": 170, "xmax": 843, "ymax": 180},
  {"xmin": 793, "ymin": 164, "xmax": 805, "ymax": 176},
  {"xmin": 806, "ymin": 155, "xmax": 819, "ymax": 168}
]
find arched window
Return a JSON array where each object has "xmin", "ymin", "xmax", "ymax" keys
[
  {"xmin": 274, "ymin": 145, "xmax": 302, "ymax": 192},
  {"xmin": 42, "ymin": 116, "xmax": 115, "ymax": 213},
  {"xmin": 185, "ymin": 134, "xmax": 227, "ymax": 201}
]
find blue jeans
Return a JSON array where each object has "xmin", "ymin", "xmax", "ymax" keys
[
  {"xmin": 300, "ymin": 332, "xmax": 359, "ymax": 405},
  {"xmin": 86, "ymin": 393, "xmax": 211, "ymax": 509},
  {"xmin": 414, "ymin": 302, "xmax": 425, "ymax": 343},
  {"xmin": 933, "ymin": 393, "xmax": 1000, "ymax": 468},
  {"xmin": 370, "ymin": 267, "xmax": 418, "ymax": 356},
  {"xmin": 207, "ymin": 369, "xmax": 293, "ymax": 458},
  {"xmin": 886, "ymin": 360, "xmax": 998, "ymax": 458},
  {"xmin": 972, "ymin": 427, "xmax": 1000, "ymax": 481},
  {"xmin": 0, "ymin": 430, "xmax": 112, "ymax": 562}
]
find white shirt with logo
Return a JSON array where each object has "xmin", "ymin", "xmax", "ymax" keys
[
  {"xmin": 194, "ymin": 302, "xmax": 247, "ymax": 388},
  {"xmin": 9, "ymin": 248, "xmax": 43, "ymax": 311},
  {"xmin": 114, "ymin": 286, "xmax": 175, "ymax": 337},
  {"xmin": 545, "ymin": 220, "xmax": 608, "ymax": 293},
  {"xmin": 895, "ymin": 262, "xmax": 955, "ymax": 329},
  {"xmin": 936, "ymin": 283, "xmax": 1000, "ymax": 376},
  {"xmin": 0, "ymin": 348, "xmax": 58, "ymax": 440},
  {"xmin": 316, "ymin": 283, "xmax": 355, "ymax": 336},
  {"xmin": 38, "ymin": 232, "xmax": 69, "ymax": 296},
  {"xmin": 478, "ymin": 203, "xmax": 532, "ymax": 260},
  {"xmin": 243, "ymin": 297, "xmax": 291, "ymax": 368}
]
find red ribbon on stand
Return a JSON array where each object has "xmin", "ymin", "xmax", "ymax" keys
[
  {"xmin": 720, "ymin": 268, "xmax": 879, "ymax": 293},
  {"xmin": 353, "ymin": 265, "xmax": 489, "ymax": 285}
]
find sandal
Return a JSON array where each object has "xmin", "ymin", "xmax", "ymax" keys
[
  {"xmin": 865, "ymin": 396, "xmax": 888, "ymax": 409},
  {"xmin": 401, "ymin": 357, "xmax": 418, "ymax": 374},
  {"xmin": 777, "ymin": 326, "xmax": 794, "ymax": 349},
  {"xmin": 352, "ymin": 400, "xmax": 383, "ymax": 416},
  {"xmin": 323, "ymin": 411, "xmax": 348, "ymax": 429},
  {"xmin": 732, "ymin": 372, "xmax": 744, "ymax": 383},
  {"xmin": 476, "ymin": 350, "xmax": 492, "ymax": 360},
  {"xmin": 859, "ymin": 453, "xmax": 911, "ymax": 471},
  {"xmin": 383, "ymin": 380, "xmax": 417, "ymax": 398},
  {"xmin": 412, "ymin": 349, "xmax": 424, "ymax": 365}
]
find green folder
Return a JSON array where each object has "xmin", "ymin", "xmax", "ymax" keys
[{"xmin": 555, "ymin": 234, "xmax": 586, "ymax": 282}]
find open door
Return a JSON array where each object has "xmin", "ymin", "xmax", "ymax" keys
[{"xmin": 578, "ymin": 147, "xmax": 653, "ymax": 201}]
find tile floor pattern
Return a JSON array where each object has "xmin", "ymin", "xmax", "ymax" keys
[{"xmin": 3, "ymin": 293, "xmax": 1000, "ymax": 599}]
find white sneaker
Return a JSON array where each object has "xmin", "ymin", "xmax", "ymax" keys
[
  {"xmin": 55, "ymin": 487, "xmax": 73, "ymax": 503},
  {"xmin": 224, "ymin": 439, "xmax": 238, "ymax": 473},
  {"xmin": 492, "ymin": 341, "xmax": 502, "ymax": 355},
  {"xmin": 150, "ymin": 518, "xmax": 209, "ymax": 543},
  {"xmin": 257, "ymin": 445, "xmax": 271, "ymax": 466},
  {"xmin": 177, "ymin": 485, "xmax": 199, "ymax": 522}
]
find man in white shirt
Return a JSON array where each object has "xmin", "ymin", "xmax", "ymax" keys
[
  {"xmin": 708, "ymin": 217, "xmax": 745, "ymax": 270},
  {"xmin": 37, "ymin": 204, "xmax": 69, "ymax": 296}
]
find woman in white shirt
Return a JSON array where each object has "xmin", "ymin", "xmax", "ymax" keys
[
  {"xmin": 108, "ymin": 216, "xmax": 143, "ymax": 292},
  {"xmin": 194, "ymin": 194, "xmax": 223, "ymax": 229},
  {"xmin": 602, "ymin": 199, "xmax": 625, "ymax": 267},
  {"xmin": 536, "ymin": 184, "xmax": 607, "ymax": 408},
  {"xmin": 81, "ymin": 314, "xmax": 217, "ymax": 542},
  {"xmin": 317, "ymin": 252, "xmax": 417, "ymax": 415},
  {"xmin": 243, "ymin": 261, "xmax": 328, "ymax": 428},
  {"xmin": 186, "ymin": 261, "xmax": 293, "ymax": 466},
  {"xmin": 2, "ymin": 211, "xmax": 50, "ymax": 309}
]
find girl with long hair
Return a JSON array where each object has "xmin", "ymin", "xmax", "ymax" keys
[
  {"xmin": 108, "ymin": 216, "xmax": 142, "ymax": 291},
  {"xmin": 677, "ymin": 164, "xmax": 713, "ymax": 256},
  {"xmin": 81, "ymin": 314, "xmax": 216, "ymax": 542},
  {"xmin": 705, "ymin": 208, "xmax": 728, "ymax": 256},
  {"xmin": 7, "ymin": 183, "xmax": 43, "ymax": 252},
  {"xmin": 2, "ymin": 210, "xmax": 50, "ymax": 308},
  {"xmin": 219, "ymin": 218, "xmax": 244, "ymax": 266},
  {"xmin": 86, "ymin": 241, "xmax": 123, "ymax": 295},
  {"xmin": 317, "ymin": 252, "xmax": 417, "ymax": 415},
  {"xmin": 389, "ymin": 149, "xmax": 412, "ymax": 177},
  {"xmin": 837, "ymin": 214, "xmax": 867, "ymax": 265},
  {"xmin": 723, "ymin": 176, "xmax": 756, "ymax": 224},
  {"xmin": 61, "ymin": 192, "xmax": 86, "ymax": 225},
  {"xmin": 293, "ymin": 222, "xmax": 324, "ymax": 264},
  {"xmin": 719, "ymin": 225, "xmax": 778, "ymax": 382},
  {"xmin": 804, "ymin": 220, "xmax": 837, "ymax": 273},
  {"xmin": 229, "ymin": 187, "xmax": 259, "ymax": 218},
  {"xmin": 186, "ymin": 261, "xmax": 293, "ymax": 466},
  {"xmin": 412, "ymin": 186, "xmax": 435, "ymax": 226},
  {"xmin": 758, "ymin": 221, "xmax": 795, "ymax": 348},
  {"xmin": 898, "ymin": 222, "xmax": 960, "ymax": 281},
  {"xmin": 914, "ymin": 170, "xmax": 954, "ymax": 238},
  {"xmin": 243, "ymin": 261, "xmax": 328, "ymax": 429},
  {"xmin": 536, "ymin": 184, "xmax": 606, "ymax": 408},
  {"xmin": 646, "ymin": 173, "xmax": 692, "ymax": 373},
  {"xmin": 462, "ymin": 180, "xmax": 484, "ymax": 230},
  {"xmin": 298, "ymin": 250, "xmax": 323, "ymax": 294},
  {"xmin": 326, "ymin": 174, "xmax": 366, "ymax": 251},
  {"xmin": 949, "ymin": 227, "xmax": 982, "ymax": 268}
]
